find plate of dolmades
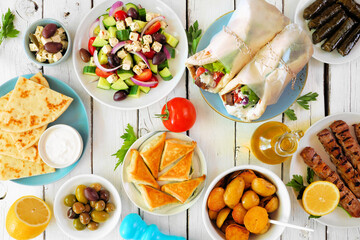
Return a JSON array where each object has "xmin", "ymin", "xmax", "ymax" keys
[{"xmin": 121, "ymin": 131, "xmax": 207, "ymax": 215}]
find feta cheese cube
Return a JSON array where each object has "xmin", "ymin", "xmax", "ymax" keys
[
  {"xmin": 101, "ymin": 45, "xmax": 112, "ymax": 54},
  {"xmin": 42, "ymin": 50, "xmax": 52, "ymax": 59},
  {"xmin": 46, "ymin": 53, "xmax": 54, "ymax": 61},
  {"xmin": 125, "ymin": 17, "xmax": 133, "ymax": 27},
  {"xmin": 34, "ymin": 33, "xmax": 41, "ymax": 42},
  {"xmin": 160, "ymin": 21, "xmax": 168, "ymax": 29},
  {"xmin": 36, "ymin": 53, "xmax": 46, "ymax": 62},
  {"xmin": 138, "ymin": 61, "xmax": 147, "ymax": 69},
  {"xmin": 40, "ymin": 36, "xmax": 52, "ymax": 45},
  {"xmin": 146, "ymin": 12, "xmax": 160, "ymax": 22},
  {"xmin": 130, "ymin": 22, "xmax": 140, "ymax": 32},
  {"xmin": 53, "ymin": 52, "xmax": 63, "ymax": 62},
  {"xmin": 129, "ymin": 32, "xmax": 139, "ymax": 42},
  {"xmin": 61, "ymin": 40, "xmax": 68, "ymax": 49},
  {"xmin": 56, "ymin": 27, "xmax": 65, "ymax": 35},
  {"xmin": 131, "ymin": 41, "xmax": 142, "ymax": 52},
  {"xmin": 152, "ymin": 41, "xmax": 162, "ymax": 52},
  {"xmin": 51, "ymin": 34, "xmax": 62, "ymax": 43},
  {"xmin": 124, "ymin": 44, "xmax": 133, "ymax": 52},
  {"xmin": 133, "ymin": 65, "xmax": 143, "ymax": 75},
  {"xmin": 109, "ymin": 37, "xmax": 119, "ymax": 47},
  {"xmin": 122, "ymin": 59, "xmax": 132, "ymax": 70},
  {"xmin": 99, "ymin": 29, "xmax": 109, "ymax": 40},
  {"xmin": 142, "ymin": 43, "xmax": 150, "ymax": 53},
  {"xmin": 35, "ymin": 26, "xmax": 44, "ymax": 36},
  {"xmin": 117, "ymin": 49, "xmax": 127, "ymax": 59},
  {"xmin": 29, "ymin": 43, "xmax": 38, "ymax": 52},
  {"xmin": 61, "ymin": 33, "xmax": 67, "ymax": 40},
  {"xmin": 116, "ymin": 20, "xmax": 126, "ymax": 30},
  {"xmin": 143, "ymin": 35, "xmax": 152, "ymax": 44},
  {"xmin": 106, "ymin": 74, "xmax": 118, "ymax": 84},
  {"xmin": 48, "ymin": 58, "xmax": 55, "ymax": 64}
]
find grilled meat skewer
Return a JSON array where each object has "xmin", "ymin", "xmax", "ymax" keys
[
  {"xmin": 301, "ymin": 147, "xmax": 360, "ymax": 218},
  {"xmin": 353, "ymin": 123, "xmax": 360, "ymax": 144}
]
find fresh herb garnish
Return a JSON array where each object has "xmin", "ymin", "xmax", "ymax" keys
[
  {"xmin": 338, "ymin": 204, "xmax": 352, "ymax": 218},
  {"xmin": 286, "ymin": 167, "xmax": 315, "ymax": 200},
  {"xmin": 186, "ymin": 20, "xmax": 202, "ymax": 56},
  {"xmin": 307, "ymin": 167, "xmax": 315, "ymax": 185},
  {"xmin": 0, "ymin": 9, "xmax": 20, "ymax": 46},
  {"xmin": 112, "ymin": 124, "xmax": 137, "ymax": 170},
  {"xmin": 285, "ymin": 92, "xmax": 319, "ymax": 121},
  {"xmin": 308, "ymin": 215, "xmax": 321, "ymax": 219}
]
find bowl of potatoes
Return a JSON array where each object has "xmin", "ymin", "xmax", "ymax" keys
[{"xmin": 202, "ymin": 165, "xmax": 291, "ymax": 240}]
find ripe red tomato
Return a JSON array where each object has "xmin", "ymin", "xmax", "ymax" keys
[
  {"xmin": 114, "ymin": 10, "xmax": 128, "ymax": 21},
  {"xmin": 88, "ymin": 37, "xmax": 96, "ymax": 55},
  {"xmin": 134, "ymin": 69, "xmax": 152, "ymax": 81},
  {"xmin": 213, "ymin": 71, "xmax": 224, "ymax": 85},
  {"xmin": 158, "ymin": 98, "xmax": 196, "ymax": 132},
  {"xmin": 149, "ymin": 75, "xmax": 159, "ymax": 88},
  {"xmin": 144, "ymin": 21, "xmax": 161, "ymax": 35},
  {"xmin": 196, "ymin": 67, "xmax": 206, "ymax": 78},
  {"xmin": 142, "ymin": 49, "xmax": 156, "ymax": 59},
  {"xmin": 95, "ymin": 67, "xmax": 113, "ymax": 78}
]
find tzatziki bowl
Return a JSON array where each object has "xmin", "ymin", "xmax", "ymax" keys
[{"xmin": 38, "ymin": 124, "xmax": 83, "ymax": 168}]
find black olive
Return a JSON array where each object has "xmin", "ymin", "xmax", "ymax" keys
[
  {"xmin": 152, "ymin": 51, "xmax": 166, "ymax": 65},
  {"xmin": 127, "ymin": 8, "xmax": 139, "ymax": 19},
  {"xmin": 113, "ymin": 90, "xmax": 128, "ymax": 101},
  {"xmin": 152, "ymin": 33, "xmax": 166, "ymax": 44},
  {"xmin": 108, "ymin": 54, "xmax": 121, "ymax": 68}
]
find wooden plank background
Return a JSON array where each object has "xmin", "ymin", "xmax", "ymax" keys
[{"xmin": 1, "ymin": 0, "xmax": 360, "ymax": 239}]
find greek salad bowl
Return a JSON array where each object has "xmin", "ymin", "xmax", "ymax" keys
[{"xmin": 73, "ymin": 0, "xmax": 188, "ymax": 110}]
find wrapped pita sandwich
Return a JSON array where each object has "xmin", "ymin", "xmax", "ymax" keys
[
  {"xmin": 219, "ymin": 24, "xmax": 313, "ymax": 122},
  {"xmin": 185, "ymin": 0, "xmax": 290, "ymax": 93}
]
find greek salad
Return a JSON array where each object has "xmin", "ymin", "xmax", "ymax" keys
[{"xmin": 80, "ymin": 1, "xmax": 179, "ymax": 101}]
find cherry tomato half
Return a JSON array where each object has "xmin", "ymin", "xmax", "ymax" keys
[
  {"xmin": 196, "ymin": 67, "xmax": 206, "ymax": 78},
  {"xmin": 95, "ymin": 67, "xmax": 113, "ymax": 78},
  {"xmin": 134, "ymin": 69, "xmax": 152, "ymax": 81},
  {"xmin": 88, "ymin": 37, "xmax": 96, "ymax": 55},
  {"xmin": 114, "ymin": 10, "xmax": 128, "ymax": 21},
  {"xmin": 144, "ymin": 21, "xmax": 161, "ymax": 35},
  {"xmin": 149, "ymin": 75, "xmax": 159, "ymax": 88},
  {"xmin": 157, "ymin": 98, "xmax": 196, "ymax": 132},
  {"xmin": 213, "ymin": 71, "xmax": 224, "ymax": 85},
  {"xmin": 142, "ymin": 49, "xmax": 156, "ymax": 59}
]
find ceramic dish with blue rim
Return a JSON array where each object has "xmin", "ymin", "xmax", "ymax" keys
[
  {"xmin": 197, "ymin": 12, "xmax": 307, "ymax": 123},
  {"xmin": 0, "ymin": 74, "xmax": 89, "ymax": 186}
]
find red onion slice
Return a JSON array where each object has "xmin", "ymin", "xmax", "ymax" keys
[
  {"xmin": 140, "ymin": 16, "xmax": 165, "ymax": 38},
  {"xmin": 163, "ymin": 46, "xmax": 171, "ymax": 59},
  {"xmin": 109, "ymin": 1, "xmax": 124, "ymax": 17},
  {"xmin": 130, "ymin": 51, "xmax": 150, "ymax": 69},
  {"xmin": 110, "ymin": 41, "xmax": 127, "ymax": 54},
  {"xmin": 93, "ymin": 50, "xmax": 122, "ymax": 72},
  {"xmin": 99, "ymin": 16, "xmax": 105, "ymax": 31},
  {"xmin": 89, "ymin": 18, "xmax": 99, "ymax": 38},
  {"xmin": 130, "ymin": 77, "xmax": 158, "ymax": 87}
]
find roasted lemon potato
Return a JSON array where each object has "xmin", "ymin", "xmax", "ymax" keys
[
  {"xmin": 239, "ymin": 170, "xmax": 257, "ymax": 189},
  {"xmin": 216, "ymin": 208, "xmax": 231, "ymax": 228},
  {"xmin": 224, "ymin": 176, "xmax": 245, "ymax": 209},
  {"xmin": 251, "ymin": 178, "xmax": 276, "ymax": 197},
  {"xmin": 225, "ymin": 224, "xmax": 250, "ymax": 240},
  {"xmin": 232, "ymin": 203, "xmax": 247, "ymax": 225},
  {"xmin": 208, "ymin": 210, "xmax": 218, "ymax": 220},
  {"xmin": 244, "ymin": 206, "xmax": 269, "ymax": 234},
  {"xmin": 259, "ymin": 196, "xmax": 279, "ymax": 213},
  {"xmin": 241, "ymin": 190, "xmax": 260, "ymax": 210},
  {"xmin": 208, "ymin": 187, "xmax": 226, "ymax": 212}
]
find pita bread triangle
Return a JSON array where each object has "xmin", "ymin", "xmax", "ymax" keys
[
  {"xmin": 160, "ymin": 139, "xmax": 196, "ymax": 171},
  {"xmin": 157, "ymin": 151, "xmax": 193, "ymax": 181},
  {"xmin": 138, "ymin": 184, "xmax": 178, "ymax": 211}
]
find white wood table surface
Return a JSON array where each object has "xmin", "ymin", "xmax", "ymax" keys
[{"xmin": 0, "ymin": 0, "xmax": 359, "ymax": 239}]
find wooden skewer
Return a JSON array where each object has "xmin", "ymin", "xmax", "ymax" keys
[{"xmin": 269, "ymin": 219, "xmax": 314, "ymax": 232}]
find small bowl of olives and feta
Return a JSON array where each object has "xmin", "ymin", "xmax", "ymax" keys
[
  {"xmin": 24, "ymin": 18, "xmax": 71, "ymax": 66},
  {"xmin": 54, "ymin": 174, "xmax": 121, "ymax": 240}
]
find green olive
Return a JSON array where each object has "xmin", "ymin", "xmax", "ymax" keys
[
  {"xmin": 76, "ymin": 185, "xmax": 88, "ymax": 204},
  {"xmin": 83, "ymin": 204, "xmax": 91, "ymax": 213},
  {"xmin": 91, "ymin": 210, "xmax": 109, "ymax": 223},
  {"xmin": 72, "ymin": 202, "xmax": 85, "ymax": 214},
  {"xmin": 105, "ymin": 202, "xmax": 116, "ymax": 213},
  {"xmin": 90, "ymin": 183, "xmax": 102, "ymax": 192},
  {"xmin": 87, "ymin": 221, "xmax": 99, "ymax": 231},
  {"xmin": 64, "ymin": 194, "xmax": 77, "ymax": 207},
  {"xmin": 90, "ymin": 201, "xmax": 96, "ymax": 208},
  {"xmin": 95, "ymin": 200, "xmax": 106, "ymax": 211},
  {"xmin": 73, "ymin": 218, "xmax": 86, "ymax": 231},
  {"xmin": 79, "ymin": 212, "xmax": 91, "ymax": 225}
]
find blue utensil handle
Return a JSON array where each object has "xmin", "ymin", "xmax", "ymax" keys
[{"xmin": 120, "ymin": 213, "xmax": 186, "ymax": 240}]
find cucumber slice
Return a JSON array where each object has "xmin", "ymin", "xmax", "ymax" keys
[
  {"xmin": 159, "ymin": 67, "xmax": 173, "ymax": 81},
  {"xmin": 83, "ymin": 66, "xmax": 97, "ymax": 76},
  {"xmin": 122, "ymin": 53, "xmax": 134, "ymax": 68},
  {"xmin": 111, "ymin": 79, "xmax": 129, "ymax": 90},
  {"xmin": 89, "ymin": 57, "xmax": 96, "ymax": 66},
  {"xmin": 133, "ymin": 54, "xmax": 143, "ymax": 64},
  {"xmin": 125, "ymin": 3, "xmax": 139, "ymax": 11},
  {"xmin": 139, "ymin": 86, "xmax": 151, "ymax": 94},
  {"xmin": 116, "ymin": 29, "xmax": 130, "ymax": 41},
  {"xmin": 138, "ymin": 8, "xmax": 146, "ymax": 21},
  {"xmin": 124, "ymin": 78, "xmax": 136, "ymax": 86},
  {"xmin": 97, "ymin": 77, "xmax": 111, "ymax": 90},
  {"xmin": 98, "ymin": 48, "xmax": 108, "ymax": 65},
  {"xmin": 128, "ymin": 85, "xmax": 141, "ymax": 98},
  {"xmin": 133, "ymin": 20, "xmax": 147, "ymax": 32},
  {"xmin": 166, "ymin": 46, "xmax": 176, "ymax": 58},
  {"xmin": 103, "ymin": 16, "xmax": 116, "ymax": 28},
  {"xmin": 108, "ymin": 26, "xmax": 117, "ymax": 38},
  {"xmin": 117, "ymin": 69, "xmax": 135, "ymax": 81},
  {"xmin": 163, "ymin": 31, "xmax": 179, "ymax": 48},
  {"xmin": 158, "ymin": 59, "xmax": 169, "ymax": 71},
  {"xmin": 94, "ymin": 25, "xmax": 100, "ymax": 36},
  {"xmin": 92, "ymin": 36, "xmax": 108, "ymax": 48},
  {"xmin": 149, "ymin": 60, "xmax": 158, "ymax": 74}
]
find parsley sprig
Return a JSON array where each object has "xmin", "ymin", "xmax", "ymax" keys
[
  {"xmin": 186, "ymin": 21, "xmax": 202, "ymax": 56},
  {"xmin": 112, "ymin": 124, "xmax": 137, "ymax": 170},
  {"xmin": 0, "ymin": 9, "xmax": 20, "ymax": 46},
  {"xmin": 284, "ymin": 92, "xmax": 319, "ymax": 121},
  {"xmin": 286, "ymin": 167, "xmax": 315, "ymax": 200}
]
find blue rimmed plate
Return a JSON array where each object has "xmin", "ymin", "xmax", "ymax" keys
[
  {"xmin": 197, "ymin": 12, "xmax": 307, "ymax": 123},
  {"xmin": 0, "ymin": 74, "xmax": 89, "ymax": 186}
]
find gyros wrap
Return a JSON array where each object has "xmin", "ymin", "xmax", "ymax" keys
[
  {"xmin": 219, "ymin": 24, "xmax": 314, "ymax": 122},
  {"xmin": 185, "ymin": 0, "xmax": 290, "ymax": 93}
]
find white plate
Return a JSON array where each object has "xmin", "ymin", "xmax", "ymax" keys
[
  {"xmin": 295, "ymin": 0, "xmax": 360, "ymax": 64},
  {"xmin": 290, "ymin": 112, "xmax": 360, "ymax": 228},
  {"xmin": 121, "ymin": 131, "xmax": 207, "ymax": 216},
  {"xmin": 54, "ymin": 174, "xmax": 122, "ymax": 240},
  {"xmin": 73, "ymin": 0, "xmax": 188, "ymax": 110}
]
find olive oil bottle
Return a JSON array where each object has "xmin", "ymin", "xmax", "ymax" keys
[{"xmin": 250, "ymin": 121, "xmax": 302, "ymax": 165}]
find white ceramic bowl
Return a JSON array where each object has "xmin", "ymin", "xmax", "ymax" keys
[
  {"xmin": 54, "ymin": 174, "xmax": 122, "ymax": 240},
  {"xmin": 202, "ymin": 165, "xmax": 291, "ymax": 240},
  {"xmin": 38, "ymin": 124, "xmax": 83, "ymax": 168},
  {"xmin": 121, "ymin": 131, "xmax": 207, "ymax": 216},
  {"xmin": 73, "ymin": 0, "xmax": 188, "ymax": 110}
]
